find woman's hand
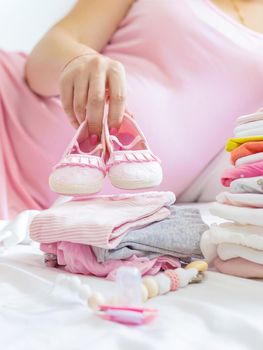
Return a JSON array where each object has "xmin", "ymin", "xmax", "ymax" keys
[
  {"xmin": 59, "ymin": 53, "xmax": 127, "ymax": 135},
  {"xmin": 25, "ymin": 0, "xmax": 134, "ymax": 134}
]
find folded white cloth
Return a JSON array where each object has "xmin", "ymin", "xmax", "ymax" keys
[
  {"xmin": 217, "ymin": 242, "xmax": 263, "ymax": 265},
  {"xmin": 210, "ymin": 202, "xmax": 263, "ymax": 225},
  {"xmin": 234, "ymin": 128, "xmax": 263, "ymax": 138},
  {"xmin": 234, "ymin": 119, "xmax": 263, "ymax": 135},
  {"xmin": 216, "ymin": 192, "xmax": 263, "ymax": 208},
  {"xmin": 234, "ymin": 119, "xmax": 263, "ymax": 137},
  {"xmin": 230, "ymin": 176, "xmax": 263, "ymax": 194},
  {"xmin": 200, "ymin": 222, "xmax": 263, "ymax": 262},
  {"xmin": 236, "ymin": 152, "xmax": 263, "ymax": 167},
  {"xmin": 235, "ymin": 110, "xmax": 263, "ymax": 126}
]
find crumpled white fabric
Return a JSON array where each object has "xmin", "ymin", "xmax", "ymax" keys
[
  {"xmin": 0, "ymin": 210, "xmax": 39, "ymax": 248},
  {"xmin": 0, "ymin": 196, "xmax": 70, "ymax": 249}
]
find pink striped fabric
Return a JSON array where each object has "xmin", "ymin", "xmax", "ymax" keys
[
  {"xmin": 30, "ymin": 191, "xmax": 175, "ymax": 248},
  {"xmin": 41, "ymin": 241, "xmax": 181, "ymax": 280}
]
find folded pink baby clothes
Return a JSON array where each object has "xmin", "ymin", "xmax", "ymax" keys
[
  {"xmin": 213, "ymin": 257, "xmax": 263, "ymax": 279},
  {"xmin": 41, "ymin": 242, "xmax": 181, "ymax": 280},
  {"xmin": 30, "ymin": 191, "xmax": 175, "ymax": 248},
  {"xmin": 221, "ymin": 160, "xmax": 263, "ymax": 187}
]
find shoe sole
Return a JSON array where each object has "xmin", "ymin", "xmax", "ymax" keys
[
  {"xmin": 109, "ymin": 175, "xmax": 162, "ymax": 190},
  {"xmin": 49, "ymin": 178, "xmax": 104, "ymax": 196}
]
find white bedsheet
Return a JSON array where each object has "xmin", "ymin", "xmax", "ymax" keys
[{"xmin": 1, "ymin": 204, "xmax": 262, "ymax": 350}]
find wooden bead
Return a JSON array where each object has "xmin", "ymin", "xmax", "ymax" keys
[
  {"xmin": 143, "ymin": 277, "xmax": 159, "ymax": 298},
  {"xmin": 87, "ymin": 292, "xmax": 105, "ymax": 310},
  {"xmin": 189, "ymin": 272, "xmax": 204, "ymax": 284},
  {"xmin": 185, "ymin": 260, "xmax": 208, "ymax": 273},
  {"xmin": 141, "ymin": 284, "xmax": 149, "ymax": 302}
]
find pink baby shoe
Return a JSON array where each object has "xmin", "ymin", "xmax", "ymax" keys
[
  {"xmin": 49, "ymin": 121, "xmax": 106, "ymax": 195},
  {"xmin": 105, "ymin": 112, "xmax": 163, "ymax": 190}
]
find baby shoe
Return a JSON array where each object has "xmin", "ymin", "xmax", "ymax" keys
[
  {"xmin": 104, "ymin": 111, "xmax": 163, "ymax": 189},
  {"xmin": 49, "ymin": 121, "xmax": 106, "ymax": 195}
]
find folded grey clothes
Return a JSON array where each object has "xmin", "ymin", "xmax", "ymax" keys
[{"xmin": 93, "ymin": 206, "xmax": 209, "ymax": 262}]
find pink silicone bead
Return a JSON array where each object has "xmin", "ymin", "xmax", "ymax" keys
[{"xmin": 164, "ymin": 269, "xmax": 180, "ymax": 291}]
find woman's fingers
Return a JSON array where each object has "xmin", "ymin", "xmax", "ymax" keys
[
  {"xmin": 86, "ymin": 70, "xmax": 106, "ymax": 136},
  {"xmin": 107, "ymin": 62, "xmax": 126, "ymax": 130},
  {"xmin": 73, "ymin": 74, "xmax": 89, "ymax": 125},
  {"xmin": 59, "ymin": 74, "xmax": 77, "ymax": 128},
  {"xmin": 59, "ymin": 54, "xmax": 127, "ymax": 133}
]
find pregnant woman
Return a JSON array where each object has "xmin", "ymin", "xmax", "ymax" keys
[{"xmin": 0, "ymin": 0, "xmax": 263, "ymax": 219}]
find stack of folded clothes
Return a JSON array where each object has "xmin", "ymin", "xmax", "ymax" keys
[
  {"xmin": 29, "ymin": 191, "xmax": 208, "ymax": 280},
  {"xmin": 201, "ymin": 109, "xmax": 263, "ymax": 279},
  {"xmin": 30, "ymin": 109, "xmax": 210, "ymax": 280}
]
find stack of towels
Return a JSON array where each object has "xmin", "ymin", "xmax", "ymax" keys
[
  {"xmin": 29, "ymin": 191, "xmax": 209, "ymax": 280},
  {"xmin": 201, "ymin": 109, "xmax": 263, "ymax": 279}
]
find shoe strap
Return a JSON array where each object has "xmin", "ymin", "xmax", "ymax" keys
[
  {"xmin": 110, "ymin": 135, "xmax": 144, "ymax": 151},
  {"xmin": 72, "ymin": 142, "xmax": 103, "ymax": 156}
]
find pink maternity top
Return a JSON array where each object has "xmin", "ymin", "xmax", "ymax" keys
[{"xmin": 1, "ymin": 0, "xmax": 263, "ymax": 219}]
